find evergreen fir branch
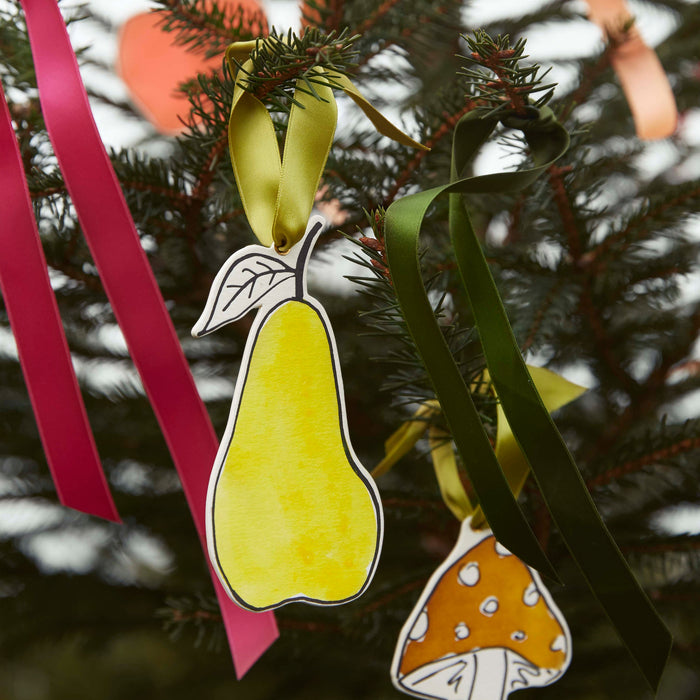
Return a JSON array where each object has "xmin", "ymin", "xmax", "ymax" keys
[
  {"xmin": 2, "ymin": 0, "xmax": 700, "ymax": 692},
  {"xmin": 458, "ymin": 31, "xmax": 556, "ymax": 116},
  {"xmin": 353, "ymin": 0, "xmax": 462, "ymax": 75},
  {"xmin": 344, "ymin": 209, "xmax": 491, "ymax": 435},
  {"xmin": 384, "ymin": 102, "xmax": 474, "ymax": 205},
  {"xmin": 519, "ymin": 277, "xmax": 567, "ymax": 352},
  {"xmin": 300, "ymin": 0, "xmax": 346, "ymax": 33},
  {"xmin": 229, "ymin": 27, "xmax": 359, "ymax": 114},
  {"xmin": 158, "ymin": 594, "xmax": 224, "ymax": 650},
  {"xmin": 153, "ymin": 0, "xmax": 268, "ymax": 58},
  {"xmin": 622, "ymin": 535, "xmax": 700, "ymax": 557},
  {"xmin": 355, "ymin": 0, "xmax": 404, "ymax": 35},
  {"xmin": 581, "ymin": 182, "xmax": 700, "ymax": 269},
  {"xmin": 559, "ymin": 47, "xmax": 614, "ymax": 122},
  {"xmin": 84, "ymin": 87, "xmax": 144, "ymax": 121},
  {"xmin": 589, "ymin": 434, "xmax": 700, "ymax": 490},
  {"xmin": 545, "ymin": 161, "xmax": 639, "ymax": 393}
]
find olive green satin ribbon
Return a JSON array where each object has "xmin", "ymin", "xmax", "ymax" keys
[
  {"xmin": 226, "ymin": 41, "xmax": 427, "ymax": 251},
  {"xmin": 471, "ymin": 366, "xmax": 587, "ymax": 529},
  {"xmin": 374, "ymin": 367, "xmax": 585, "ymax": 526},
  {"xmin": 384, "ymin": 105, "xmax": 672, "ymax": 690}
]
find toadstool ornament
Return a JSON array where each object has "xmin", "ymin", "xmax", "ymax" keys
[{"xmin": 392, "ymin": 517, "xmax": 571, "ymax": 700}]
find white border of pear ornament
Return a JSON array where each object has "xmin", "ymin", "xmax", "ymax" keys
[
  {"xmin": 192, "ymin": 216, "xmax": 383, "ymax": 612},
  {"xmin": 391, "ymin": 517, "xmax": 571, "ymax": 700}
]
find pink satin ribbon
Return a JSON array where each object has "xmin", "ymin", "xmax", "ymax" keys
[
  {"xmin": 586, "ymin": 0, "xmax": 677, "ymax": 140},
  {"xmin": 16, "ymin": 0, "xmax": 277, "ymax": 677},
  {"xmin": 0, "ymin": 90, "xmax": 120, "ymax": 523}
]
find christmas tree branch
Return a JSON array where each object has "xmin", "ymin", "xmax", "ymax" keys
[
  {"xmin": 587, "ymin": 308, "xmax": 700, "ymax": 462},
  {"xmin": 354, "ymin": 578, "xmax": 428, "ymax": 617},
  {"xmin": 230, "ymin": 28, "xmax": 358, "ymax": 114},
  {"xmin": 154, "ymin": 0, "xmax": 267, "ymax": 57},
  {"xmin": 191, "ymin": 136, "xmax": 228, "ymax": 201},
  {"xmin": 278, "ymin": 619, "xmax": 341, "ymax": 633},
  {"xmin": 559, "ymin": 47, "xmax": 613, "ymax": 122},
  {"xmin": 547, "ymin": 164, "xmax": 635, "ymax": 391},
  {"xmin": 582, "ymin": 184, "xmax": 700, "ymax": 269},
  {"xmin": 622, "ymin": 536, "xmax": 700, "ymax": 555},
  {"xmin": 384, "ymin": 103, "xmax": 474, "ymax": 205},
  {"xmin": 356, "ymin": 0, "xmax": 403, "ymax": 36},
  {"xmin": 520, "ymin": 277, "xmax": 566, "ymax": 352},
  {"xmin": 588, "ymin": 436, "xmax": 700, "ymax": 488},
  {"xmin": 124, "ymin": 180, "xmax": 193, "ymax": 205}
]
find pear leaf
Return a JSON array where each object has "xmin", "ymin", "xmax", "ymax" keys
[{"xmin": 192, "ymin": 248, "xmax": 296, "ymax": 337}]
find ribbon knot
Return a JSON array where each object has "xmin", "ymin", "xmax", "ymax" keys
[{"xmin": 226, "ymin": 37, "xmax": 428, "ymax": 251}]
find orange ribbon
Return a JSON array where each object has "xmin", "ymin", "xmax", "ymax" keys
[{"xmin": 585, "ymin": 0, "xmax": 677, "ymax": 140}]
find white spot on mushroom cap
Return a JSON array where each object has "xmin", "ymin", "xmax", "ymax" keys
[
  {"xmin": 454, "ymin": 622, "xmax": 470, "ymax": 640},
  {"xmin": 458, "ymin": 561, "xmax": 480, "ymax": 587},
  {"xmin": 523, "ymin": 582, "xmax": 540, "ymax": 607},
  {"xmin": 479, "ymin": 596, "xmax": 499, "ymax": 616},
  {"xmin": 494, "ymin": 541, "xmax": 512, "ymax": 557},
  {"xmin": 551, "ymin": 635, "xmax": 567, "ymax": 653},
  {"xmin": 409, "ymin": 609, "xmax": 429, "ymax": 642},
  {"xmin": 511, "ymin": 630, "xmax": 527, "ymax": 642}
]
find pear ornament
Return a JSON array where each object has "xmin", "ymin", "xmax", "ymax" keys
[{"xmin": 192, "ymin": 216, "xmax": 383, "ymax": 611}]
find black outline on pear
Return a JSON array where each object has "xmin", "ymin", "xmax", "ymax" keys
[
  {"xmin": 192, "ymin": 216, "xmax": 383, "ymax": 611},
  {"xmin": 391, "ymin": 517, "xmax": 571, "ymax": 700}
]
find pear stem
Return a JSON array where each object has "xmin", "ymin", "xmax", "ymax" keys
[{"xmin": 294, "ymin": 220, "xmax": 324, "ymax": 300}]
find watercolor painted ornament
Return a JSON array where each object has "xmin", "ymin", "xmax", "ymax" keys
[
  {"xmin": 192, "ymin": 216, "xmax": 383, "ymax": 611},
  {"xmin": 392, "ymin": 518, "xmax": 571, "ymax": 700}
]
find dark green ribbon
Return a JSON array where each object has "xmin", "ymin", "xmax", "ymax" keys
[{"xmin": 384, "ymin": 105, "xmax": 672, "ymax": 691}]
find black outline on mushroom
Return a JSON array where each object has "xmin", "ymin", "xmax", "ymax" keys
[{"xmin": 391, "ymin": 517, "xmax": 572, "ymax": 700}]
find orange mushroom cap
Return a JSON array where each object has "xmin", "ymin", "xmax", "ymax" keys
[{"xmin": 392, "ymin": 519, "xmax": 571, "ymax": 700}]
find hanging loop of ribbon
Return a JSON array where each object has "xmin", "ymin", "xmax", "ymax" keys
[
  {"xmin": 372, "ymin": 400, "xmax": 474, "ymax": 522},
  {"xmin": 226, "ymin": 38, "xmax": 428, "ymax": 252},
  {"xmin": 0, "ymin": 89, "xmax": 119, "ymax": 523},
  {"xmin": 384, "ymin": 104, "xmax": 672, "ymax": 691},
  {"xmin": 9, "ymin": 0, "xmax": 277, "ymax": 678},
  {"xmin": 374, "ymin": 367, "xmax": 586, "ymax": 528}
]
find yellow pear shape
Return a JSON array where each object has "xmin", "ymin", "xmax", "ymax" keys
[
  {"xmin": 196, "ymin": 220, "xmax": 383, "ymax": 611},
  {"xmin": 211, "ymin": 300, "xmax": 381, "ymax": 610}
]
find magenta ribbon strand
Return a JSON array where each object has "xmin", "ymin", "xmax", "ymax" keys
[
  {"xmin": 16, "ymin": 0, "xmax": 278, "ymax": 677},
  {"xmin": 0, "ymin": 89, "xmax": 120, "ymax": 523}
]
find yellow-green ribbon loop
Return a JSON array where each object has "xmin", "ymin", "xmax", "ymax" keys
[
  {"xmin": 374, "ymin": 367, "xmax": 583, "ymax": 527},
  {"xmin": 471, "ymin": 367, "xmax": 587, "ymax": 529},
  {"xmin": 427, "ymin": 425, "xmax": 473, "ymax": 521},
  {"xmin": 226, "ymin": 40, "xmax": 428, "ymax": 251},
  {"xmin": 372, "ymin": 401, "xmax": 474, "ymax": 521},
  {"xmin": 372, "ymin": 401, "xmax": 439, "ymax": 479}
]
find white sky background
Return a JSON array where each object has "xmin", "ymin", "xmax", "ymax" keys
[{"xmin": 1, "ymin": 0, "xmax": 699, "ymax": 569}]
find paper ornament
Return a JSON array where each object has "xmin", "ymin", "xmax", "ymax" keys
[
  {"xmin": 392, "ymin": 518, "xmax": 571, "ymax": 700},
  {"xmin": 192, "ymin": 216, "xmax": 383, "ymax": 611},
  {"xmin": 118, "ymin": 0, "xmax": 266, "ymax": 134},
  {"xmin": 585, "ymin": 0, "xmax": 677, "ymax": 140}
]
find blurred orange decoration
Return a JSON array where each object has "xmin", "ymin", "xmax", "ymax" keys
[
  {"xmin": 299, "ymin": 0, "xmax": 338, "ymax": 30},
  {"xmin": 118, "ymin": 0, "xmax": 267, "ymax": 135},
  {"xmin": 585, "ymin": 0, "xmax": 677, "ymax": 140}
]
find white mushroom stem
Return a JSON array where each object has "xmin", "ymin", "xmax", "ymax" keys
[{"xmin": 468, "ymin": 648, "xmax": 509, "ymax": 700}]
